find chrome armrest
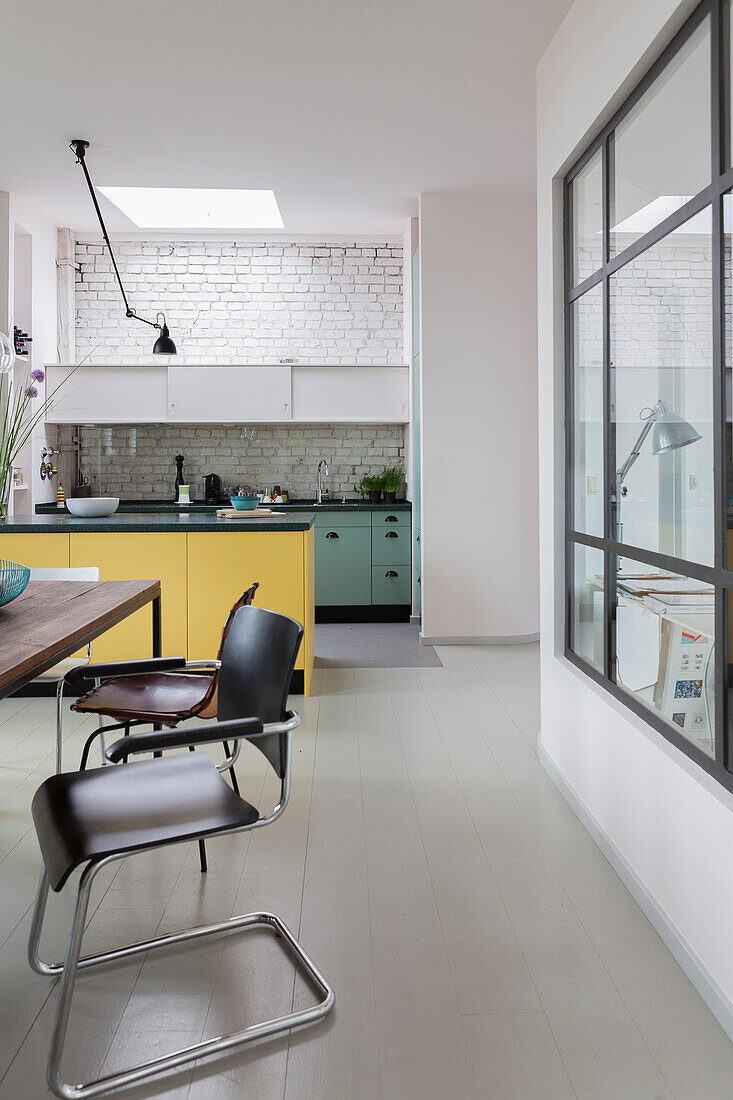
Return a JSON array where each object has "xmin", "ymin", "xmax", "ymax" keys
[{"xmin": 185, "ymin": 659, "xmax": 222, "ymax": 671}]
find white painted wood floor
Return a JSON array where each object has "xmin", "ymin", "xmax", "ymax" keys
[{"xmin": 1, "ymin": 644, "xmax": 733, "ymax": 1098}]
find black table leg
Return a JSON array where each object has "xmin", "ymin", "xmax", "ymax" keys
[{"xmin": 152, "ymin": 594, "xmax": 162, "ymax": 658}]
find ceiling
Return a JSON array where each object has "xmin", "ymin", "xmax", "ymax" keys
[{"xmin": 1, "ymin": 0, "xmax": 572, "ymax": 239}]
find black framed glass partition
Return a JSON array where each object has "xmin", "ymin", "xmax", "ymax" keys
[{"xmin": 563, "ymin": 0, "xmax": 733, "ymax": 790}]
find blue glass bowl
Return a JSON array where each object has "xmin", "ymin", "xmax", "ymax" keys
[
  {"xmin": 230, "ymin": 496, "xmax": 259, "ymax": 511},
  {"xmin": 0, "ymin": 560, "xmax": 30, "ymax": 608}
]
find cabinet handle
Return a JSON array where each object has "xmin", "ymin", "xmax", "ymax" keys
[
  {"xmin": 325, "ymin": 531, "xmax": 339, "ymax": 539},
  {"xmin": 416, "ymin": 534, "xmax": 420, "ymax": 543},
  {"xmin": 417, "ymin": 576, "xmax": 421, "ymax": 584},
  {"xmin": 385, "ymin": 570, "xmax": 398, "ymax": 578},
  {"xmin": 385, "ymin": 531, "xmax": 398, "ymax": 538},
  {"xmin": 385, "ymin": 515, "xmax": 398, "ymax": 522}
]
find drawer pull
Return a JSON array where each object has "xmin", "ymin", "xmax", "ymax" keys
[
  {"xmin": 417, "ymin": 576, "xmax": 421, "ymax": 584},
  {"xmin": 385, "ymin": 531, "xmax": 398, "ymax": 539},
  {"xmin": 325, "ymin": 531, "xmax": 339, "ymax": 539},
  {"xmin": 416, "ymin": 534, "xmax": 420, "ymax": 543},
  {"xmin": 385, "ymin": 570, "xmax": 399, "ymax": 578},
  {"xmin": 385, "ymin": 515, "xmax": 399, "ymax": 523}
]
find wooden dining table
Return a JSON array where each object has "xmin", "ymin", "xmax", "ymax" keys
[{"xmin": 0, "ymin": 579, "xmax": 161, "ymax": 698}]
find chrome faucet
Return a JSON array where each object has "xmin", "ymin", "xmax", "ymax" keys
[{"xmin": 316, "ymin": 458, "xmax": 329, "ymax": 504}]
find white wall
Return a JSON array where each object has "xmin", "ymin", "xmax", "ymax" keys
[
  {"xmin": 419, "ymin": 192, "xmax": 539, "ymax": 642},
  {"xmin": 10, "ymin": 196, "xmax": 59, "ymax": 511},
  {"xmin": 537, "ymin": 0, "xmax": 733, "ymax": 1034}
]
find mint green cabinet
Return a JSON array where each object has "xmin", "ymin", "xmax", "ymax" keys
[
  {"xmin": 372, "ymin": 526, "xmax": 411, "ymax": 566},
  {"xmin": 372, "ymin": 565, "xmax": 411, "ymax": 604},
  {"xmin": 371, "ymin": 510, "xmax": 410, "ymax": 530},
  {"xmin": 414, "ymin": 528, "xmax": 422, "ymax": 614},
  {"xmin": 307, "ymin": 508, "xmax": 412, "ymax": 609},
  {"xmin": 315, "ymin": 523, "xmax": 372, "ymax": 605}
]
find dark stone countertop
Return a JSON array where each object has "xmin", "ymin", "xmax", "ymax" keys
[
  {"xmin": 36, "ymin": 498, "xmax": 412, "ymax": 515},
  {"xmin": 1, "ymin": 512, "xmax": 316, "ymax": 534}
]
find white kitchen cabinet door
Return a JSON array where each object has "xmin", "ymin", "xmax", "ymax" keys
[
  {"xmin": 45, "ymin": 365, "xmax": 168, "ymax": 423},
  {"xmin": 291, "ymin": 366, "xmax": 409, "ymax": 422},
  {"xmin": 167, "ymin": 365, "xmax": 292, "ymax": 422}
]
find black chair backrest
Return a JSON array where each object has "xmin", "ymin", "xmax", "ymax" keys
[{"xmin": 217, "ymin": 604, "xmax": 303, "ymax": 777}]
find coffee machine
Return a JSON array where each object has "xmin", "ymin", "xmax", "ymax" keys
[{"xmin": 204, "ymin": 473, "xmax": 222, "ymax": 505}]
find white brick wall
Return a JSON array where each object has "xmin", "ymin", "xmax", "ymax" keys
[
  {"xmin": 74, "ymin": 240, "xmax": 404, "ymax": 365},
  {"xmin": 60, "ymin": 423, "xmax": 406, "ymax": 500}
]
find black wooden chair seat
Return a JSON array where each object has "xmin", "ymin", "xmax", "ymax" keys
[{"xmin": 32, "ymin": 753, "xmax": 259, "ymax": 891}]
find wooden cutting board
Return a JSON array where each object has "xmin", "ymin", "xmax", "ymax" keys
[{"xmin": 216, "ymin": 507, "xmax": 287, "ymax": 519}]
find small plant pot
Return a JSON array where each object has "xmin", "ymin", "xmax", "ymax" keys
[
  {"xmin": 368, "ymin": 490, "xmax": 382, "ymax": 504},
  {"xmin": 383, "ymin": 491, "xmax": 397, "ymax": 504}
]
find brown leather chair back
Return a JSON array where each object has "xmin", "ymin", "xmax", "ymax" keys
[{"xmin": 193, "ymin": 582, "xmax": 259, "ymax": 718}]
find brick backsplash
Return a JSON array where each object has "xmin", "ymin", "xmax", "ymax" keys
[
  {"xmin": 74, "ymin": 240, "xmax": 404, "ymax": 365},
  {"xmin": 59, "ymin": 423, "xmax": 406, "ymax": 501}
]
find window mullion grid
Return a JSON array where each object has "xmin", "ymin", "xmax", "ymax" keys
[
  {"xmin": 602, "ymin": 134, "xmax": 613, "ymax": 681},
  {"xmin": 712, "ymin": 0, "xmax": 728, "ymax": 771},
  {"xmin": 564, "ymin": 0, "xmax": 733, "ymax": 791}
]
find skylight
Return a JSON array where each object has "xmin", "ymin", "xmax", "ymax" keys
[{"xmin": 97, "ymin": 186, "xmax": 284, "ymax": 230}]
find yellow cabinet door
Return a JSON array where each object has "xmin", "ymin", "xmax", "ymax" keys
[
  {"xmin": 70, "ymin": 532, "xmax": 187, "ymax": 661},
  {"xmin": 0, "ymin": 533, "xmax": 70, "ymax": 569},
  {"xmin": 187, "ymin": 531, "xmax": 306, "ymax": 670}
]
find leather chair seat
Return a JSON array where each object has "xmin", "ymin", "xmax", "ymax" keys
[
  {"xmin": 72, "ymin": 672, "xmax": 214, "ymax": 723},
  {"xmin": 32, "ymin": 754, "xmax": 260, "ymax": 891}
]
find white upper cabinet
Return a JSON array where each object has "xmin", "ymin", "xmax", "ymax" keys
[
  {"xmin": 44, "ymin": 363, "xmax": 409, "ymax": 425},
  {"xmin": 45, "ymin": 365, "xmax": 168, "ymax": 423},
  {"xmin": 291, "ymin": 367, "xmax": 408, "ymax": 423},
  {"xmin": 167, "ymin": 365, "xmax": 292, "ymax": 422}
]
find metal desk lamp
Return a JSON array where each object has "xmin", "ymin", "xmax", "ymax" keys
[
  {"xmin": 70, "ymin": 140, "xmax": 177, "ymax": 355},
  {"xmin": 614, "ymin": 399, "xmax": 701, "ymax": 542}
]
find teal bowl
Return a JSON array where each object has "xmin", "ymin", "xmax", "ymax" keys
[
  {"xmin": 230, "ymin": 496, "xmax": 259, "ymax": 511},
  {"xmin": 0, "ymin": 560, "xmax": 30, "ymax": 608}
]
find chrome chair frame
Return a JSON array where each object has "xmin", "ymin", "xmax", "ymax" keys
[{"xmin": 28, "ymin": 711, "xmax": 335, "ymax": 1100}]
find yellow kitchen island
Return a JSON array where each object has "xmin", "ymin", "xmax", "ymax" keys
[{"xmin": 0, "ymin": 512, "xmax": 316, "ymax": 695}]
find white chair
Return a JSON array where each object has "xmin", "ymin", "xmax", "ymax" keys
[{"xmin": 29, "ymin": 567, "xmax": 100, "ymax": 772}]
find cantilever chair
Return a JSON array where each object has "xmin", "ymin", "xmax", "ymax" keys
[
  {"xmin": 29, "ymin": 604, "xmax": 334, "ymax": 1100},
  {"xmin": 64, "ymin": 581, "xmax": 259, "ymax": 874},
  {"xmin": 65, "ymin": 581, "xmax": 260, "ymax": 775}
]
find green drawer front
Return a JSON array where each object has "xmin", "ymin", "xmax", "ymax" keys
[
  {"xmin": 414, "ymin": 528, "xmax": 421, "ymax": 571},
  {"xmin": 416, "ymin": 570, "xmax": 422, "ymax": 614},
  {"xmin": 372, "ymin": 565, "xmax": 411, "ymax": 605},
  {"xmin": 372, "ymin": 527, "xmax": 411, "ymax": 566},
  {"xmin": 315, "ymin": 526, "xmax": 372, "ymax": 605},
  {"xmin": 371, "ymin": 510, "xmax": 410, "ymax": 530},
  {"xmin": 314, "ymin": 510, "xmax": 371, "ymax": 528}
]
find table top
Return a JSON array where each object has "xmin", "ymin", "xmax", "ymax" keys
[{"xmin": 0, "ymin": 579, "xmax": 160, "ymax": 697}]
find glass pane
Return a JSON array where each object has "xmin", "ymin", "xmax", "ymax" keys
[
  {"xmin": 610, "ymin": 17, "xmax": 710, "ymax": 257},
  {"xmin": 570, "ymin": 149, "xmax": 603, "ymax": 284},
  {"xmin": 572, "ymin": 284, "xmax": 604, "ymax": 536},
  {"xmin": 570, "ymin": 543, "xmax": 604, "ymax": 671},
  {"xmin": 610, "ymin": 211, "xmax": 714, "ymax": 566},
  {"xmin": 615, "ymin": 556, "xmax": 715, "ymax": 756}
]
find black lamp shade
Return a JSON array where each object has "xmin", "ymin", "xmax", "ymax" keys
[{"xmin": 153, "ymin": 324, "xmax": 177, "ymax": 355}]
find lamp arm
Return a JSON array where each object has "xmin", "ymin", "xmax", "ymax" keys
[
  {"xmin": 70, "ymin": 140, "xmax": 163, "ymax": 332},
  {"xmin": 615, "ymin": 415, "xmax": 655, "ymax": 490}
]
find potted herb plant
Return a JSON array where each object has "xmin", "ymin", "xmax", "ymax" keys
[
  {"xmin": 381, "ymin": 465, "xmax": 405, "ymax": 505},
  {"xmin": 356, "ymin": 473, "xmax": 383, "ymax": 505}
]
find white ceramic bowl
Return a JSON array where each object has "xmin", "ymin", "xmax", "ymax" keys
[{"xmin": 66, "ymin": 497, "xmax": 120, "ymax": 518}]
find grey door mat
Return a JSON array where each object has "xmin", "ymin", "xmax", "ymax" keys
[{"xmin": 314, "ymin": 623, "xmax": 442, "ymax": 668}]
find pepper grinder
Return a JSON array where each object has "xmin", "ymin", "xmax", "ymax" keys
[{"xmin": 174, "ymin": 454, "xmax": 185, "ymax": 502}]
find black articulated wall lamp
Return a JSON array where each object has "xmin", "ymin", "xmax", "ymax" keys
[{"xmin": 70, "ymin": 139, "xmax": 177, "ymax": 355}]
